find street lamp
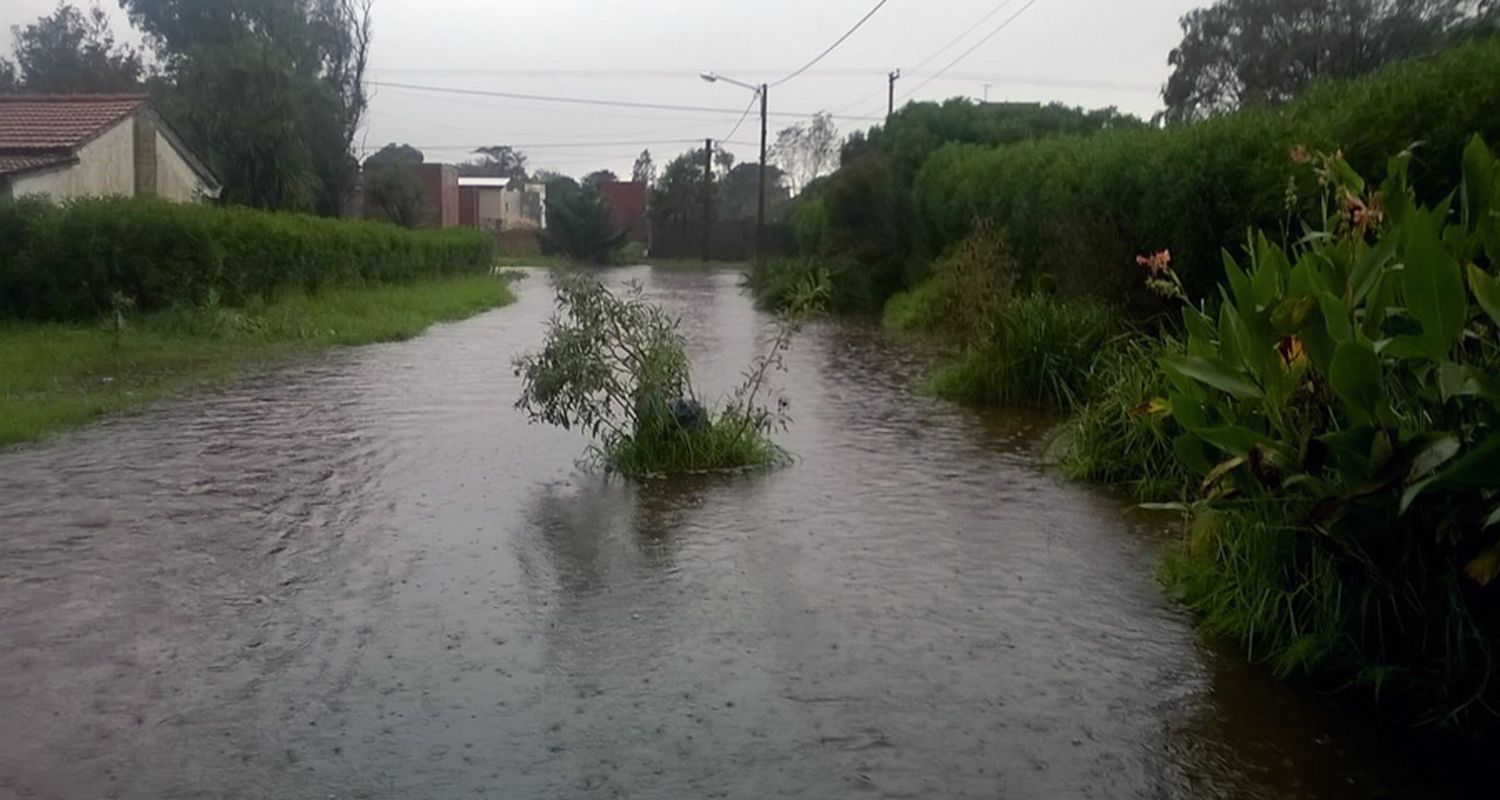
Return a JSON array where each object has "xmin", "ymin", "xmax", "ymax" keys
[{"xmin": 701, "ymin": 71, "xmax": 768, "ymax": 264}]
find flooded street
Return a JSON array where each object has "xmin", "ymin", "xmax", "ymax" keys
[{"xmin": 0, "ymin": 267, "xmax": 1469, "ymax": 798}]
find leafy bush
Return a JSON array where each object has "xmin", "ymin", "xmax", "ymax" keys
[
  {"xmin": 540, "ymin": 188, "xmax": 628, "ymax": 264},
  {"xmin": 1153, "ymin": 139, "xmax": 1500, "ymax": 722},
  {"xmin": 883, "ymin": 220, "xmax": 1014, "ymax": 341},
  {"xmin": 0, "ymin": 197, "xmax": 495, "ymax": 320},
  {"xmin": 910, "ymin": 39, "xmax": 1500, "ymax": 312},
  {"xmin": 514, "ymin": 273, "xmax": 797, "ymax": 477},
  {"xmin": 744, "ymin": 256, "xmax": 862, "ymax": 314},
  {"xmin": 928, "ymin": 293, "xmax": 1122, "ymax": 409}
]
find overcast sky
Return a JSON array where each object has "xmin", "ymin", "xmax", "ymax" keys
[{"xmin": 3, "ymin": 0, "xmax": 1202, "ymax": 176}]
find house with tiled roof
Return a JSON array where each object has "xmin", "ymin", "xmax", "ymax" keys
[{"xmin": 0, "ymin": 94, "xmax": 220, "ymax": 203}]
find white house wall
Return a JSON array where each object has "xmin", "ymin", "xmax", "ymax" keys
[
  {"xmin": 155, "ymin": 130, "xmax": 209, "ymax": 203},
  {"xmin": 11, "ymin": 120, "xmax": 134, "ymax": 199}
]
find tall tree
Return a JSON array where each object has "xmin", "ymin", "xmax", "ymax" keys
[
  {"xmin": 363, "ymin": 142, "xmax": 425, "ymax": 228},
  {"xmin": 461, "ymin": 145, "xmax": 528, "ymax": 180},
  {"xmin": 771, "ymin": 112, "xmax": 840, "ymax": 192},
  {"xmin": 717, "ymin": 162, "xmax": 789, "ymax": 221},
  {"xmin": 118, "ymin": 0, "xmax": 371, "ymax": 213},
  {"xmin": 0, "ymin": 59, "xmax": 18, "ymax": 92},
  {"xmin": 582, "ymin": 169, "xmax": 618, "ymax": 189},
  {"xmin": 649, "ymin": 147, "xmax": 711, "ymax": 232},
  {"xmin": 631, "ymin": 149, "xmax": 655, "ymax": 185},
  {"xmin": 541, "ymin": 187, "xmax": 627, "ymax": 264},
  {"xmin": 1162, "ymin": 0, "xmax": 1486, "ymax": 124},
  {"xmin": 7, "ymin": 2, "xmax": 143, "ymax": 93}
]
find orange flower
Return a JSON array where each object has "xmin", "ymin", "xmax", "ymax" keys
[
  {"xmin": 1136, "ymin": 249, "xmax": 1172, "ymax": 276},
  {"xmin": 1289, "ymin": 145, "xmax": 1310, "ymax": 164}
]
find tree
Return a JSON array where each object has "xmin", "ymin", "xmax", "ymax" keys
[
  {"xmin": 0, "ymin": 59, "xmax": 17, "ymax": 92},
  {"xmin": 770, "ymin": 112, "xmax": 840, "ymax": 192},
  {"xmin": 649, "ymin": 147, "xmax": 711, "ymax": 232},
  {"xmin": 718, "ymin": 162, "xmax": 789, "ymax": 221},
  {"xmin": 118, "ymin": 0, "xmax": 372, "ymax": 213},
  {"xmin": 462, "ymin": 145, "xmax": 528, "ymax": 180},
  {"xmin": 364, "ymin": 143, "xmax": 426, "ymax": 227},
  {"xmin": 1162, "ymin": 0, "xmax": 1486, "ymax": 124},
  {"xmin": 541, "ymin": 187, "xmax": 627, "ymax": 264},
  {"xmin": 582, "ymin": 169, "xmax": 618, "ymax": 189},
  {"xmin": 7, "ymin": 2, "xmax": 143, "ymax": 93},
  {"xmin": 631, "ymin": 149, "xmax": 656, "ymax": 185}
]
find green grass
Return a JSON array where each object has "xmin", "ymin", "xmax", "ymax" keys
[
  {"xmin": 0, "ymin": 275, "xmax": 515, "ymax": 446},
  {"xmin": 603, "ymin": 410, "xmax": 790, "ymax": 478},
  {"xmin": 926, "ymin": 294, "xmax": 1120, "ymax": 409},
  {"xmin": 1053, "ymin": 336, "xmax": 1194, "ymax": 501}
]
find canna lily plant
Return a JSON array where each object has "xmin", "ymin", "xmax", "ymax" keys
[{"xmin": 1146, "ymin": 135, "xmax": 1500, "ymax": 586}]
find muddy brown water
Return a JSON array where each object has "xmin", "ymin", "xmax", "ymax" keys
[{"xmin": 0, "ymin": 267, "xmax": 1476, "ymax": 799}]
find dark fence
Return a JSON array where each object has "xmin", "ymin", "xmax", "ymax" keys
[{"xmin": 650, "ymin": 218, "xmax": 795, "ymax": 261}]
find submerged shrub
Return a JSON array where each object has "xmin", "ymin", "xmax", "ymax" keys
[
  {"xmin": 884, "ymin": 220, "xmax": 1014, "ymax": 341},
  {"xmin": 514, "ymin": 273, "xmax": 798, "ymax": 477}
]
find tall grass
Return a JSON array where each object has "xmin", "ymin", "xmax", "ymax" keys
[
  {"xmin": 1054, "ymin": 336, "xmax": 1193, "ymax": 501},
  {"xmin": 926, "ymin": 294, "xmax": 1120, "ymax": 409}
]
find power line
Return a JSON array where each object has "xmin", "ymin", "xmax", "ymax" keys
[
  {"xmin": 900, "ymin": 0, "xmax": 1045, "ymax": 102},
  {"xmin": 720, "ymin": 93, "xmax": 759, "ymax": 144},
  {"xmin": 829, "ymin": 0, "xmax": 1019, "ymax": 115},
  {"xmin": 367, "ymin": 80, "xmax": 881, "ymax": 121},
  {"xmin": 771, "ymin": 0, "xmax": 893, "ymax": 88}
]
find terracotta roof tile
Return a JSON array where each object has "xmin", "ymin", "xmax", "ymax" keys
[
  {"xmin": 0, "ymin": 94, "xmax": 147, "ymax": 152},
  {"xmin": 0, "ymin": 152, "xmax": 76, "ymax": 177}
]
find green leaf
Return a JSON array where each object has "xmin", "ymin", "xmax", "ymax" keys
[
  {"xmin": 1348, "ymin": 235, "xmax": 1397, "ymax": 308},
  {"xmin": 1438, "ymin": 362, "xmax": 1500, "ymax": 401},
  {"xmin": 1222, "ymin": 250, "xmax": 1253, "ymax": 311},
  {"xmin": 1218, "ymin": 303, "xmax": 1253, "ymax": 370},
  {"xmin": 1270, "ymin": 296, "xmax": 1315, "ymax": 335},
  {"xmin": 1328, "ymin": 343, "xmax": 1384, "ymax": 426},
  {"xmin": 1194, "ymin": 425, "xmax": 1271, "ymax": 459},
  {"xmin": 1251, "ymin": 238, "xmax": 1285, "ymax": 309},
  {"xmin": 1162, "ymin": 355, "xmax": 1263, "ymax": 401},
  {"xmin": 1317, "ymin": 291, "xmax": 1353, "ymax": 344},
  {"xmin": 1466, "ymin": 264, "xmax": 1500, "ymax": 331},
  {"xmin": 1462, "ymin": 135, "xmax": 1495, "ymax": 232},
  {"xmin": 1173, "ymin": 433, "xmax": 1214, "ymax": 476},
  {"xmin": 1402, "ymin": 210, "xmax": 1467, "ymax": 358},
  {"xmin": 1402, "ymin": 433, "xmax": 1500, "ymax": 513},
  {"xmin": 1403, "ymin": 433, "xmax": 1461, "ymax": 483}
]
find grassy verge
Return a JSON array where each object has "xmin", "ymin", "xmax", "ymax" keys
[{"xmin": 0, "ymin": 275, "xmax": 515, "ymax": 446}]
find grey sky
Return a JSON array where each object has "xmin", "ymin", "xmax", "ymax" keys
[{"xmin": 3, "ymin": 0, "xmax": 1202, "ymax": 177}]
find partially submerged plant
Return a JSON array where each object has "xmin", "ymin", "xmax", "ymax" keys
[{"xmin": 514, "ymin": 272, "xmax": 802, "ymax": 477}]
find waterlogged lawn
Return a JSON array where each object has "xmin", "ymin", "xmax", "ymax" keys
[{"xmin": 0, "ymin": 275, "xmax": 516, "ymax": 446}]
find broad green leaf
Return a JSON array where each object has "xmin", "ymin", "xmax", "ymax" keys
[
  {"xmin": 1461, "ymin": 135, "xmax": 1495, "ymax": 231},
  {"xmin": 1402, "ymin": 210, "xmax": 1466, "ymax": 359},
  {"xmin": 1317, "ymin": 291, "xmax": 1353, "ymax": 344},
  {"xmin": 1328, "ymin": 343, "xmax": 1384, "ymax": 426},
  {"xmin": 1320, "ymin": 427, "xmax": 1377, "ymax": 485},
  {"xmin": 1218, "ymin": 303, "xmax": 1253, "ymax": 370},
  {"xmin": 1361, "ymin": 271, "xmax": 1396, "ymax": 341},
  {"xmin": 1403, "ymin": 433, "xmax": 1461, "ymax": 483},
  {"xmin": 1173, "ymin": 433, "xmax": 1214, "ymax": 476},
  {"xmin": 1432, "ymin": 433, "xmax": 1500, "ymax": 488},
  {"xmin": 1251, "ymin": 238, "xmax": 1286, "ymax": 309},
  {"xmin": 1438, "ymin": 362, "xmax": 1500, "ymax": 401},
  {"xmin": 1183, "ymin": 307, "xmax": 1217, "ymax": 356},
  {"xmin": 1331, "ymin": 157, "xmax": 1366, "ymax": 194},
  {"xmin": 1194, "ymin": 425, "xmax": 1270, "ymax": 459},
  {"xmin": 1466, "ymin": 263, "xmax": 1500, "ymax": 331},
  {"xmin": 1167, "ymin": 390, "xmax": 1210, "ymax": 430},
  {"xmin": 1162, "ymin": 355, "xmax": 1263, "ymax": 401},
  {"xmin": 1222, "ymin": 250, "xmax": 1253, "ymax": 311},
  {"xmin": 1348, "ymin": 235, "xmax": 1397, "ymax": 308}
]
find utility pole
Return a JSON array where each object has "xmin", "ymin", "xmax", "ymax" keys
[
  {"xmin": 983, "ymin": 83, "xmax": 992, "ymax": 104},
  {"xmin": 702, "ymin": 138, "xmax": 714, "ymax": 263},
  {"xmin": 756, "ymin": 83, "xmax": 768, "ymax": 266},
  {"xmin": 887, "ymin": 69, "xmax": 901, "ymax": 120}
]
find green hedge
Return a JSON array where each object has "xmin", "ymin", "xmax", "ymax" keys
[
  {"xmin": 0, "ymin": 197, "xmax": 495, "ymax": 320},
  {"xmin": 908, "ymin": 39, "xmax": 1500, "ymax": 310}
]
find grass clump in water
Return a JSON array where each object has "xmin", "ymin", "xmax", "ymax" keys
[{"xmin": 515, "ymin": 273, "xmax": 804, "ymax": 478}]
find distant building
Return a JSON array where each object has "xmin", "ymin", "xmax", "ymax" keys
[
  {"xmin": 359, "ymin": 162, "xmax": 460, "ymax": 229},
  {"xmin": 458, "ymin": 177, "xmax": 547, "ymax": 232},
  {"xmin": 597, "ymin": 180, "xmax": 650, "ymax": 245},
  {"xmin": 0, "ymin": 94, "xmax": 221, "ymax": 202}
]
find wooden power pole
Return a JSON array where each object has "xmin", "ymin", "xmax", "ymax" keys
[
  {"xmin": 702, "ymin": 138, "xmax": 714, "ymax": 263},
  {"xmin": 888, "ymin": 69, "xmax": 901, "ymax": 120}
]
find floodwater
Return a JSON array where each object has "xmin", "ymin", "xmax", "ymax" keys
[{"xmin": 0, "ymin": 267, "xmax": 1474, "ymax": 799}]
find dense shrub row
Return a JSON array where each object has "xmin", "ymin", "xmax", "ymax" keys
[
  {"xmin": 0, "ymin": 197, "xmax": 495, "ymax": 320},
  {"xmin": 910, "ymin": 39, "xmax": 1500, "ymax": 310}
]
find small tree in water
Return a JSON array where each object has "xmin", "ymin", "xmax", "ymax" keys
[{"xmin": 514, "ymin": 273, "xmax": 812, "ymax": 477}]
